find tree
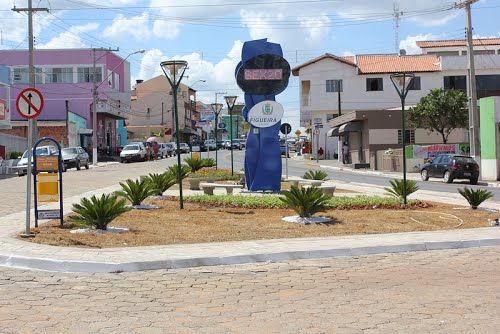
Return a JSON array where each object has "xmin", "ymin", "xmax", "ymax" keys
[{"xmin": 407, "ymin": 88, "xmax": 468, "ymax": 144}]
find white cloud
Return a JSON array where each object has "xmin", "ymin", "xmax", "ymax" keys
[
  {"xmin": 103, "ymin": 13, "xmax": 152, "ymax": 41},
  {"xmin": 152, "ymin": 21, "xmax": 180, "ymax": 40},
  {"xmin": 38, "ymin": 23, "xmax": 100, "ymax": 49},
  {"xmin": 136, "ymin": 41, "xmax": 244, "ymax": 104},
  {"xmin": 399, "ymin": 33, "xmax": 439, "ymax": 54}
]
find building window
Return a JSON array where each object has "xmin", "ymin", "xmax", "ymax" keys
[
  {"xmin": 77, "ymin": 67, "xmax": 102, "ymax": 83},
  {"xmin": 444, "ymin": 75, "xmax": 466, "ymax": 91},
  {"xmin": 408, "ymin": 77, "xmax": 421, "ymax": 90},
  {"xmin": 13, "ymin": 67, "xmax": 43, "ymax": 84},
  {"xmin": 326, "ymin": 113, "xmax": 338, "ymax": 121},
  {"xmin": 44, "ymin": 67, "xmax": 73, "ymax": 83},
  {"xmin": 366, "ymin": 78, "xmax": 383, "ymax": 91},
  {"xmin": 476, "ymin": 74, "xmax": 500, "ymax": 99},
  {"xmin": 397, "ymin": 129, "xmax": 415, "ymax": 144},
  {"xmin": 326, "ymin": 79, "xmax": 343, "ymax": 92}
]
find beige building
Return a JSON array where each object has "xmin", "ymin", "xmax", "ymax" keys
[
  {"xmin": 129, "ymin": 76, "xmax": 200, "ymax": 143},
  {"xmin": 292, "ymin": 38, "xmax": 500, "ymax": 168}
]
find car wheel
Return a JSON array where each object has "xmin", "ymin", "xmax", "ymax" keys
[
  {"xmin": 443, "ymin": 170, "xmax": 453, "ymax": 183},
  {"xmin": 85, "ymin": 162, "xmax": 90, "ymax": 169},
  {"xmin": 62, "ymin": 164, "xmax": 67, "ymax": 172},
  {"xmin": 470, "ymin": 177, "xmax": 478, "ymax": 185},
  {"xmin": 421, "ymin": 169, "xmax": 429, "ymax": 181},
  {"xmin": 76, "ymin": 161, "xmax": 81, "ymax": 170}
]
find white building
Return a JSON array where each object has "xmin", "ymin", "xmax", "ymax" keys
[{"xmin": 292, "ymin": 38, "xmax": 500, "ymax": 168}]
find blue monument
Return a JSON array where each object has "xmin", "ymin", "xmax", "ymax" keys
[{"xmin": 235, "ymin": 39, "xmax": 291, "ymax": 191}]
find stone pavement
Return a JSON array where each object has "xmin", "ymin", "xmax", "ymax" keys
[{"xmin": 0, "ymin": 246, "xmax": 499, "ymax": 333}]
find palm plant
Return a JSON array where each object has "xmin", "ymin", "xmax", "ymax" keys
[
  {"xmin": 280, "ymin": 186, "xmax": 331, "ymax": 218},
  {"xmin": 147, "ymin": 172, "xmax": 176, "ymax": 196},
  {"xmin": 184, "ymin": 157, "xmax": 205, "ymax": 172},
  {"xmin": 68, "ymin": 194, "xmax": 131, "ymax": 230},
  {"xmin": 458, "ymin": 187, "xmax": 494, "ymax": 209},
  {"xmin": 201, "ymin": 158, "xmax": 216, "ymax": 167},
  {"xmin": 303, "ymin": 170, "xmax": 328, "ymax": 181},
  {"xmin": 384, "ymin": 179, "xmax": 419, "ymax": 200},
  {"xmin": 166, "ymin": 165, "xmax": 191, "ymax": 184},
  {"xmin": 115, "ymin": 178, "xmax": 156, "ymax": 206}
]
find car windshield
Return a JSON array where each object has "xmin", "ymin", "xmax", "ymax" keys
[
  {"xmin": 123, "ymin": 145, "xmax": 139, "ymax": 151},
  {"xmin": 232, "ymin": 140, "xmax": 239, "ymax": 143},
  {"xmin": 22, "ymin": 147, "xmax": 52, "ymax": 158},
  {"xmin": 62, "ymin": 148, "xmax": 77, "ymax": 155}
]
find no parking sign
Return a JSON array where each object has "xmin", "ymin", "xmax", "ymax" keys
[{"xmin": 16, "ymin": 88, "xmax": 44, "ymax": 119}]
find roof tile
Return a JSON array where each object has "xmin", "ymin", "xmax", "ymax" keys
[{"xmin": 416, "ymin": 38, "xmax": 500, "ymax": 48}]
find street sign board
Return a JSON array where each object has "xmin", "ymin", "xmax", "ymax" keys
[
  {"xmin": 295, "ymin": 130, "xmax": 301, "ymax": 137},
  {"xmin": 313, "ymin": 128, "xmax": 320, "ymax": 135},
  {"xmin": 280, "ymin": 122, "xmax": 291, "ymax": 135},
  {"xmin": 16, "ymin": 88, "xmax": 44, "ymax": 119},
  {"xmin": 36, "ymin": 156, "xmax": 59, "ymax": 171},
  {"xmin": 37, "ymin": 210, "xmax": 61, "ymax": 220}
]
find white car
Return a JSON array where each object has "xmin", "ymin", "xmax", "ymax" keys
[
  {"xmin": 120, "ymin": 143, "xmax": 147, "ymax": 163},
  {"xmin": 17, "ymin": 145, "xmax": 60, "ymax": 176}
]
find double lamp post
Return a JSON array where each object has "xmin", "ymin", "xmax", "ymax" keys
[{"xmin": 390, "ymin": 72, "xmax": 415, "ymax": 206}]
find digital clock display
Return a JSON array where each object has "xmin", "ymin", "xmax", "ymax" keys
[
  {"xmin": 236, "ymin": 54, "xmax": 290, "ymax": 95},
  {"xmin": 244, "ymin": 69, "xmax": 283, "ymax": 81}
]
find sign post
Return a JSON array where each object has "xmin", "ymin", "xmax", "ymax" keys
[
  {"xmin": 16, "ymin": 88, "xmax": 44, "ymax": 237},
  {"xmin": 280, "ymin": 122, "xmax": 292, "ymax": 179},
  {"xmin": 314, "ymin": 127, "xmax": 320, "ymax": 163}
]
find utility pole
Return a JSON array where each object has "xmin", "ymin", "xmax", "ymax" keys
[
  {"xmin": 12, "ymin": 1, "xmax": 49, "ymax": 142},
  {"xmin": 147, "ymin": 107, "xmax": 151, "ymax": 138},
  {"xmin": 455, "ymin": 0, "xmax": 480, "ymax": 162},
  {"xmin": 13, "ymin": 1, "xmax": 48, "ymax": 237}
]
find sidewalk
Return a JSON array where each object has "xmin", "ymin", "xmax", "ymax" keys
[{"xmin": 1, "ymin": 176, "xmax": 499, "ymax": 273}]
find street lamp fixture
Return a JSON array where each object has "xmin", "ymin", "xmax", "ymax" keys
[
  {"xmin": 210, "ymin": 102, "xmax": 223, "ymax": 169},
  {"xmin": 390, "ymin": 72, "xmax": 415, "ymax": 206},
  {"xmin": 224, "ymin": 95, "xmax": 237, "ymax": 176},
  {"xmin": 161, "ymin": 60, "xmax": 188, "ymax": 209},
  {"xmin": 92, "ymin": 48, "xmax": 145, "ymax": 166}
]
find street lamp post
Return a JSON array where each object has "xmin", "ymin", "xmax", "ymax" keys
[
  {"xmin": 161, "ymin": 60, "xmax": 188, "ymax": 209},
  {"xmin": 390, "ymin": 73, "xmax": 415, "ymax": 206},
  {"xmin": 92, "ymin": 48, "xmax": 145, "ymax": 165},
  {"xmin": 210, "ymin": 102, "xmax": 223, "ymax": 169},
  {"xmin": 224, "ymin": 96, "xmax": 237, "ymax": 176}
]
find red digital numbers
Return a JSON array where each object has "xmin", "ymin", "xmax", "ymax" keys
[{"xmin": 244, "ymin": 69, "xmax": 283, "ymax": 81}]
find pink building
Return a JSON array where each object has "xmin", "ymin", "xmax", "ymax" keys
[{"xmin": 0, "ymin": 48, "xmax": 131, "ymax": 152}]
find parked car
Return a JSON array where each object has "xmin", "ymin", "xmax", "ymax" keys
[
  {"xmin": 164, "ymin": 143, "xmax": 176, "ymax": 157},
  {"xmin": 61, "ymin": 147, "xmax": 90, "ymax": 171},
  {"xmin": 120, "ymin": 143, "xmax": 147, "ymax": 163},
  {"xmin": 420, "ymin": 154, "xmax": 479, "ymax": 184},
  {"xmin": 216, "ymin": 141, "xmax": 225, "ymax": 149},
  {"xmin": 159, "ymin": 143, "xmax": 173, "ymax": 157},
  {"xmin": 222, "ymin": 140, "xmax": 230, "ymax": 149},
  {"xmin": 230, "ymin": 139, "xmax": 242, "ymax": 150},
  {"xmin": 17, "ymin": 145, "xmax": 60, "ymax": 176},
  {"xmin": 173, "ymin": 142, "xmax": 190, "ymax": 154},
  {"xmin": 200, "ymin": 139, "xmax": 217, "ymax": 152},
  {"xmin": 239, "ymin": 139, "xmax": 246, "ymax": 149},
  {"xmin": 280, "ymin": 142, "xmax": 293, "ymax": 157}
]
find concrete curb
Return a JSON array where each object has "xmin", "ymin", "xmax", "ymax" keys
[{"xmin": 1, "ymin": 231, "xmax": 499, "ymax": 273}]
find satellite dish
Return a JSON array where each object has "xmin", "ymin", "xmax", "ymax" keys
[{"xmin": 399, "ymin": 49, "xmax": 407, "ymax": 56}]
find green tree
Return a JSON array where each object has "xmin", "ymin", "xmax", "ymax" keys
[{"xmin": 407, "ymin": 88, "xmax": 468, "ymax": 144}]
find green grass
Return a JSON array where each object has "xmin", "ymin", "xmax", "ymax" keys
[{"xmin": 184, "ymin": 194, "xmax": 426, "ymax": 209}]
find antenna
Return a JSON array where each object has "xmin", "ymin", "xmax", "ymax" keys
[{"xmin": 393, "ymin": 1, "xmax": 403, "ymax": 53}]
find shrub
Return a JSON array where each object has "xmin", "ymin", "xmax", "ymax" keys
[
  {"xmin": 68, "ymin": 194, "xmax": 131, "ymax": 230},
  {"xmin": 166, "ymin": 165, "xmax": 191, "ymax": 183},
  {"xmin": 303, "ymin": 170, "xmax": 328, "ymax": 180},
  {"xmin": 115, "ymin": 178, "xmax": 156, "ymax": 206},
  {"xmin": 190, "ymin": 167, "xmax": 239, "ymax": 180},
  {"xmin": 147, "ymin": 173, "xmax": 176, "ymax": 196},
  {"xmin": 8, "ymin": 151, "xmax": 23, "ymax": 159},
  {"xmin": 384, "ymin": 179, "xmax": 419, "ymax": 200},
  {"xmin": 184, "ymin": 157, "xmax": 205, "ymax": 172},
  {"xmin": 458, "ymin": 187, "xmax": 494, "ymax": 209},
  {"xmin": 201, "ymin": 158, "xmax": 216, "ymax": 167},
  {"xmin": 280, "ymin": 186, "xmax": 331, "ymax": 218}
]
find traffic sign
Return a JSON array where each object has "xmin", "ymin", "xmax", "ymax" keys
[
  {"xmin": 280, "ymin": 122, "xmax": 291, "ymax": 135},
  {"xmin": 295, "ymin": 130, "xmax": 301, "ymax": 136},
  {"xmin": 16, "ymin": 88, "xmax": 44, "ymax": 119},
  {"xmin": 313, "ymin": 128, "xmax": 320, "ymax": 135}
]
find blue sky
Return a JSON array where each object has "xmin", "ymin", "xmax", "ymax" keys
[{"xmin": 1, "ymin": 0, "xmax": 499, "ymax": 131}]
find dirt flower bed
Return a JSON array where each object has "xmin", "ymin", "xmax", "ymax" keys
[{"xmin": 24, "ymin": 196, "xmax": 497, "ymax": 249}]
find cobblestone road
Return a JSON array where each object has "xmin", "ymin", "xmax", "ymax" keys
[{"xmin": 1, "ymin": 247, "xmax": 499, "ymax": 334}]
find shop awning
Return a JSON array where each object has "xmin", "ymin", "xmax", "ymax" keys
[
  {"xmin": 339, "ymin": 122, "xmax": 361, "ymax": 133},
  {"xmin": 78, "ymin": 128, "xmax": 93, "ymax": 135},
  {"xmin": 327, "ymin": 127, "xmax": 339, "ymax": 137}
]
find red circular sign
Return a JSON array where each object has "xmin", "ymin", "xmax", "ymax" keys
[{"xmin": 16, "ymin": 88, "xmax": 44, "ymax": 119}]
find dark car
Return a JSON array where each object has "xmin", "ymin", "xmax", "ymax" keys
[
  {"xmin": 420, "ymin": 154, "xmax": 479, "ymax": 184},
  {"xmin": 229, "ymin": 139, "xmax": 242, "ymax": 150},
  {"xmin": 280, "ymin": 144, "xmax": 290, "ymax": 157},
  {"xmin": 62, "ymin": 147, "xmax": 90, "ymax": 171}
]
